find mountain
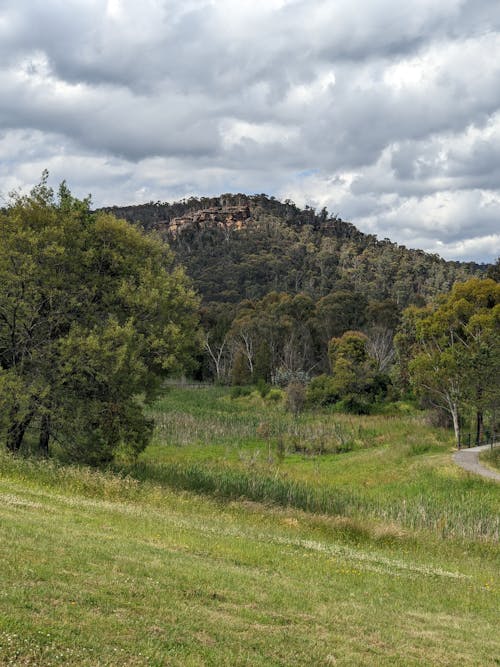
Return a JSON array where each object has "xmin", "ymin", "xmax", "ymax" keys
[{"xmin": 101, "ymin": 194, "xmax": 486, "ymax": 308}]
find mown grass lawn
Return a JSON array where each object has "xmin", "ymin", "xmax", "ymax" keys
[{"xmin": 0, "ymin": 456, "xmax": 499, "ymax": 666}]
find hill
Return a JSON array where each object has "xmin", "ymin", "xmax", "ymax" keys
[{"xmin": 102, "ymin": 194, "xmax": 486, "ymax": 307}]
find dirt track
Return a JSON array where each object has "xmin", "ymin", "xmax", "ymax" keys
[{"xmin": 452, "ymin": 444, "xmax": 500, "ymax": 482}]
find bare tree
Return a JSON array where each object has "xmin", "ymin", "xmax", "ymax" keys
[
  {"xmin": 366, "ymin": 326, "xmax": 395, "ymax": 373},
  {"xmin": 204, "ymin": 332, "xmax": 231, "ymax": 383}
]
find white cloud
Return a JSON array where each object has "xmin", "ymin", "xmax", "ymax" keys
[{"xmin": 0, "ymin": 0, "xmax": 499, "ymax": 261}]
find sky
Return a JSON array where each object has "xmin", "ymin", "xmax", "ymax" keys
[{"xmin": 1, "ymin": 0, "xmax": 499, "ymax": 263}]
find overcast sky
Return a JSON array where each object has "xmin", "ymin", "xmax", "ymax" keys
[{"xmin": 1, "ymin": 0, "xmax": 499, "ymax": 262}]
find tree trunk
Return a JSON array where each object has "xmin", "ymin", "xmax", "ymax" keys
[
  {"xmin": 39, "ymin": 413, "xmax": 51, "ymax": 456},
  {"xmin": 475, "ymin": 409, "xmax": 483, "ymax": 445},
  {"xmin": 451, "ymin": 404, "xmax": 461, "ymax": 448},
  {"xmin": 6, "ymin": 408, "xmax": 33, "ymax": 453}
]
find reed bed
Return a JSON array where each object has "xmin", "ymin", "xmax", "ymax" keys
[
  {"xmin": 142, "ymin": 386, "xmax": 500, "ymax": 543},
  {"xmin": 129, "ymin": 461, "xmax": 500, "ymax": 542}
]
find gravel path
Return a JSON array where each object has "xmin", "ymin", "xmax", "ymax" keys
[{"xmin": 453, "ymin": 444, "xmax": 500, "ymax": 482}]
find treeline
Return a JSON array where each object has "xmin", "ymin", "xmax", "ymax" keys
[
  {"xmin": 199, "ymin": 290, "xmax": 398, "ymax": 387},
  {"xmin": 199, "ymin": 278, "xmax": 499, "ymax": 446}
]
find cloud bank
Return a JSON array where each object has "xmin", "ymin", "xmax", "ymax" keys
[{"xmin": 1, "ymin": 0, "xmax": 499, "ymax": 261}]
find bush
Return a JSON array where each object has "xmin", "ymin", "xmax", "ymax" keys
[
  {"xmin": 256, "ymin": 378, "xmax": 271, "ymax": 398},
  {"xmin": 266, "ymin": 388, "xmax": 283, "ymax": 402},
  {"xmin": 336, "ymin": 394, "xmax": 372, "ymax": 415},
  {"xmin": 230, "ymin": 386, "xmax": 252, "ymax": 400},
  {"xmin": 306, "ymin": 374, "xmax": 339, "ymax": 406},
  {"xmin": 286, "ymin": 382, "xmax": 306, "ymax": 417}
]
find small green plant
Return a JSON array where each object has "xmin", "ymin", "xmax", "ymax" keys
[
  {"xmin": 408, "ymin": 442, "xmax": 432, "ymax": 456},
  {"xmin": 230, "ymin": 385, "xmax": 252, "ymax": 399},
  {"xmin": 256, "ymin": 378, "xmax": 270, "ymax": 398},
  {"xmin": 276, "ymin": 436, "xmax": 286, "ymax": 462},
  {"xmin": 266, "ymin": 388, "xmax": 283, "ymax": 402}
]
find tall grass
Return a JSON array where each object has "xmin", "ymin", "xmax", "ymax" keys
[
  {"xmin": 141, "ymin": 386, "xmax": 500, "ymax": 543},
  {"xmin": 128, "ymin": 460, "xmax": 500, "ymax": 542}
]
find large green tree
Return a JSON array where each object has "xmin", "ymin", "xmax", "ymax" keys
[
  {"xmin": 396, "ymin": 278, "xmax": 499, "ymax": 446},
  {"xmin": 0, "ymin": 175, "xmax": 200, "ymax": 462}
]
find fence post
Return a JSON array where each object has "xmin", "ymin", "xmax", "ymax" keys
[{"xmin": 467, "ymin": 433, "xmax": 471, "ymax": 448}]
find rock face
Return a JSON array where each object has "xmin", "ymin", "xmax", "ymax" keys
[{"xmin": 167, "ymin": 204, "xmax": 252, "ymax": 236}]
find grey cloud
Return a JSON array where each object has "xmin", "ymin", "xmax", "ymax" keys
[{"xmin": 1, "ymin": 0, "xmax": 500, "ymax": 261}]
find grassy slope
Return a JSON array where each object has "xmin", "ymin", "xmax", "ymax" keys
[
  {"xmin": 0, "ymin": 458, "xmax": 499, "ymax": 667},
  {"xmin": 1, "ymin": 386, "xmax": 499, "ymax": 665}
]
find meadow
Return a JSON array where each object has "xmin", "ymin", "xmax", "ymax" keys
[
  {"xmin": 142, "ymin": 386, "xmax": 499, "ymax": 541},
  {"xmin": 0, "ymin": 384, "xmax": 499, "ymax": 666}
]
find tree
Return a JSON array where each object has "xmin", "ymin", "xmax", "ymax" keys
[
  {"xmin": 487, "ymin": 256, "xmax": 500, "ymax": 282},
  {"xmin": 328, "ymin": 331, "xmax": 378, "ymax": 403},
  {"xmin": 396, "ymin": 278, "xmax": 500, "ymax": 446},
  {"xmin": 0, "ymin": 175, "xmax": 200, "ymax": 462},
  {"xmin": 200, "ymin": 302, "xmax": 235, "ymax": 383}
]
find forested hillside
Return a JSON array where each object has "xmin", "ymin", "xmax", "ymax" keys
[
  {"xmin": 102, "ymin": 195, "xmax": 495, "ymax": 396},
  {"xmin": 103, "ymin": 194, "xmax": 485, "ymax": 307}
]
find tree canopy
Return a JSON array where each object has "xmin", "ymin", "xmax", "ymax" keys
[
  {"xmin": 396, "ymin": 278, "xmax": 500, "ymax": 445},
  {"xmin": 0, "ymin": 174, "xmax": 200, "ymax": 463}
]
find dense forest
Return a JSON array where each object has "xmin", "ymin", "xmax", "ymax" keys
[
  {"xmin": 103, "ymin": 194, "xmax": 486, "ymax": 307},
  {"xmin": 102, "ymin": 196, "xmax": 495, "ymax": 404}
]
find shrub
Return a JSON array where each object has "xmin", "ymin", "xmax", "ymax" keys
[
  {"xmin": 306, "ymin": 374, "xmax": 339, "ymax": 406},
  {"xmin": 336, "ymin": 394, "xmax": 372, "ymax": 415},
  {"xmin": 230, "ymin": 385, "xmax": 252, "ymax": 399},
  {"xmin": 286, "ymin": 382, "xmax": 306, "ymax": 417},
  {"xmin": 256, "ymin": 378, "xmax": 271, "ymax": 398},
  {"xmin": 266, "ymin": 388, "xmax": 283, "ymax": 402}
]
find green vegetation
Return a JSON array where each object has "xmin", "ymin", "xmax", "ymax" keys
[
  {"xmin": 142, "ymin": 386, "xmax": 499, "ymax": 541},
  {"xmin": 481, "ymin": 447, "xmax": 500, "ymax": 472},
  {"xmin": 397, "ymin": 278, "xmax": 500, "ymax": 446},
  {"xmin": 0, "ymin": 183, "xmax": 498, "ymax": 664},
  {"xmin": 1, "ymin": 449, "xmax": 499, "ymax": 666},
  {"xmin": 0, "ymin": 175, "xmax": 199, "ymax": 462},
  {"xmin": 105, "ymin": 194, "xmax": 484, "ymax": 307}
]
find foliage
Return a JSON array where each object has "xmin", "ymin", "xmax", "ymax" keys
[
  {"xmin": 103, "ymin": 195, "xmax": 487, "ymax": 386},
  {"xmin": 0, "ymin": 175, "xmax": 200, "ymax": 462},
  {"xmin": 396, "ymin": 278, "xmax": 500, "ymax": 446},
  {"xmin": 104, "ymin": 194, "xmax": 485, "ymax": 308},
  {"xmin": 487, "ymin": 255, "xmax": 500, "ymax": 282},
  {"xmin": 306, "ymin": 373, "xmax": 340, "ymax": 405}
]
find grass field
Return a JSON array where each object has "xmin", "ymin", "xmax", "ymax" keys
[
  {"xmin": 1, "ymin": 385, "xmax": 499, "ymax": 666},
  {"xmin": 141, "ymin": 387, "xmax": 499, "ymax": 541},
  {"xmin": 482, "ymin": 447, "xmax": 500, "ymax": 472}
]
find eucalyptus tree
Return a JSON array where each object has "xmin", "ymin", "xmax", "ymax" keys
[{"xmin": 396, "ymin": 278, "xmax": 499, "ymax": 446}]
